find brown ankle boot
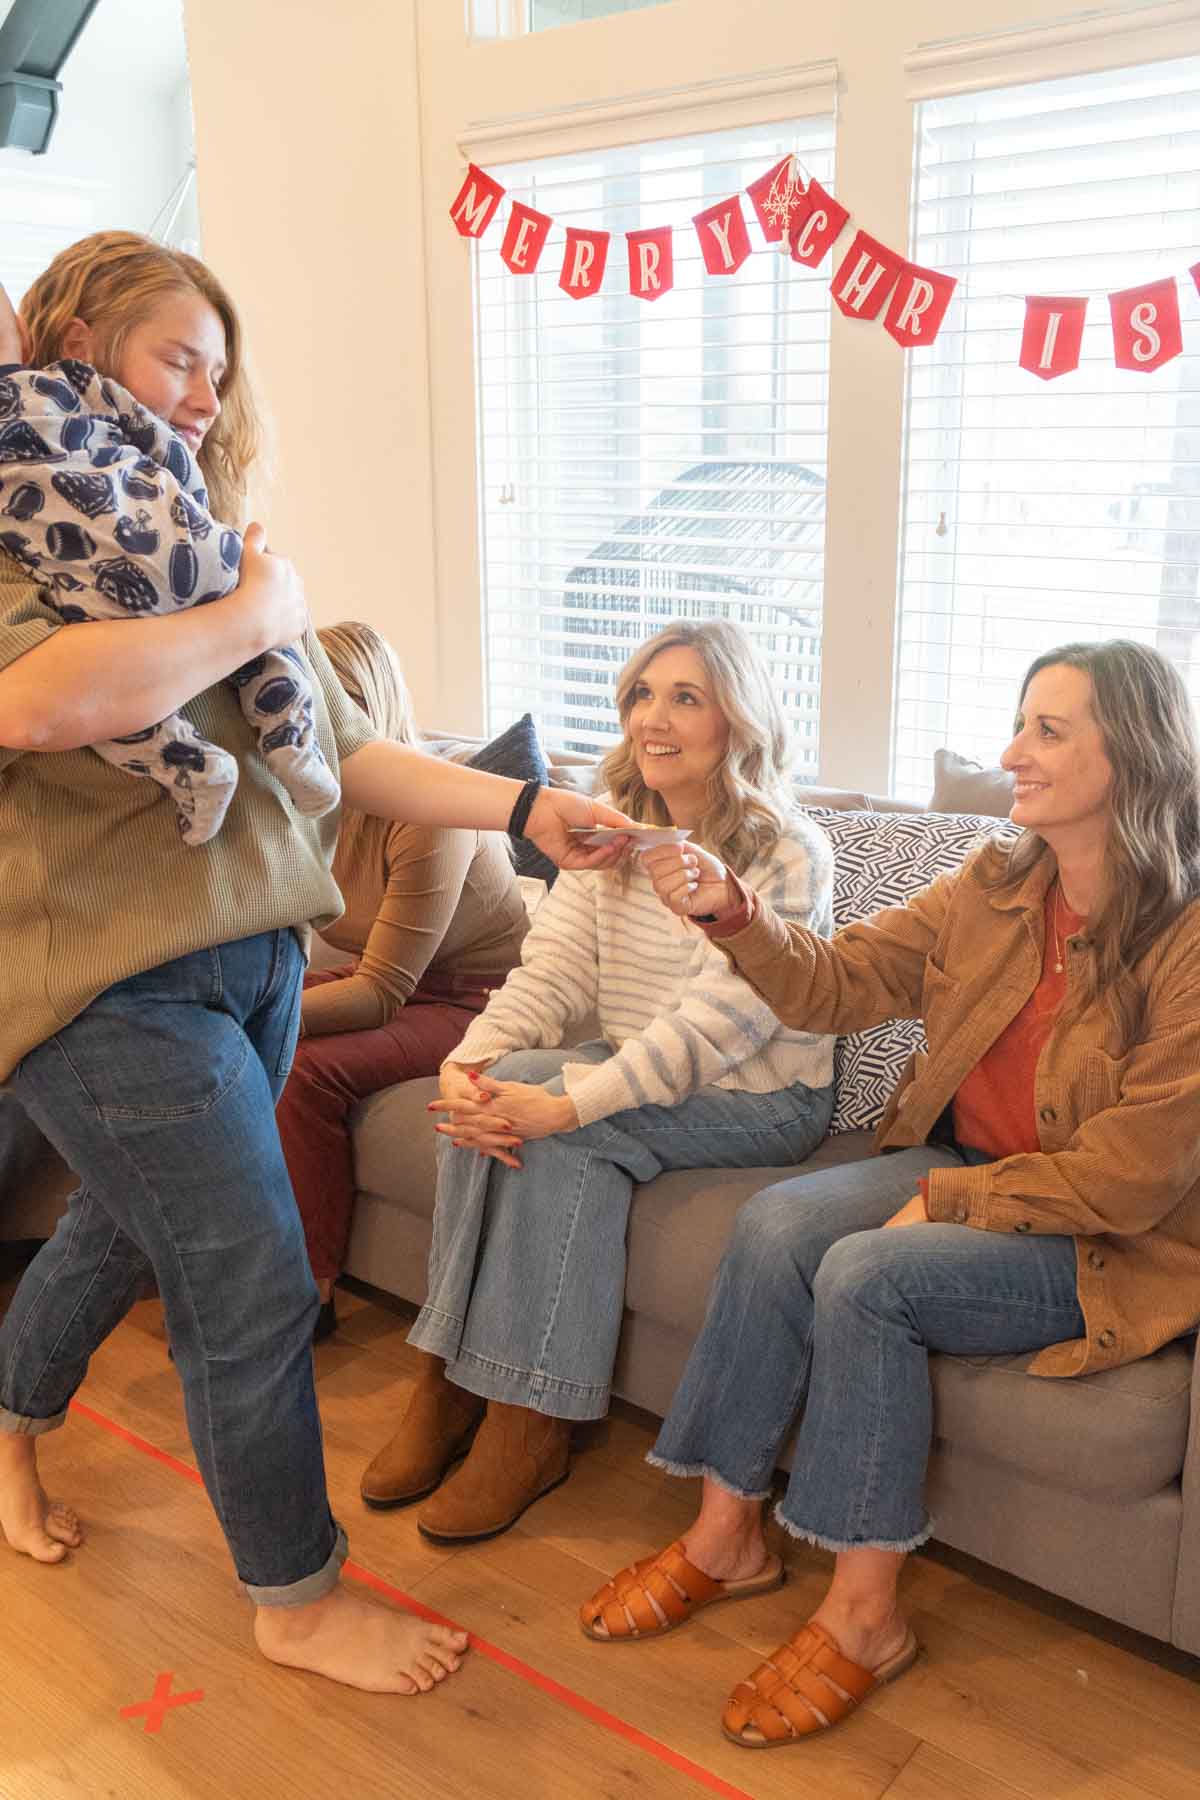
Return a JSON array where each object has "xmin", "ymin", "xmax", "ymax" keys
[
  {"xmin": 416, "ymin": 1401, "xmax": 571, "ymax": 1544},
  {"xmin": 360, "ymin": 1353, "xmax": 485, "ymax": 1510}
]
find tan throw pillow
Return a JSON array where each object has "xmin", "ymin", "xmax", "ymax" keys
[{"xmin": 931, "ymin": 748, "xmax": 1014, "ymax": 819}]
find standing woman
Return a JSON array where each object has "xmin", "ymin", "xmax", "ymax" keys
[
  {"xmin": 582, "ymin": 640, "xmax": 1200, "ymax": 1752},
  {"xmin": 0, "ymin": 243, "xmax": 625, "ymax": 1697},
  {"xmin": 278, "ymin": 620, "xmax": 528, "ymax": 1339},
  {"xmin": 361, "ymin": 620, "xmax": 836, "ymax": 1545}
]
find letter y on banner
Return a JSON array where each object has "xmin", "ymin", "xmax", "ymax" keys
[
  {"xmin": 449, "ymin": 164, "xmax": 505, "ymax": 239},
  {"xmin": 1019, "ymin": 296, "xmax": 1087, "ymax": 379},
  {"xmin": 1110, "ymin": 277, "xmax": 1182, "ymax": 373},
  {"xmin": 627, "ymin": 226, "xmax": 674, "ymax": 300},
  {"xmin": 692, "ymin": 197, "xmax": 751, "ymax": 275},
  {"xmin": 559, "ymin": 228, "xmax": 610, "ymax": 299}
]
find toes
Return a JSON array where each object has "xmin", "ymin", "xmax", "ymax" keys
[
  {"xmin": 46, "ymin": 1506, "xmax": 82, "ymax": 1547},
  {"xmin": 431, "ymin": 1625, "xmax": 469, "ymax": 1650},
  {"xmin": 27, "ymin": 1532, "xmax": 69, "ymax": 1564}
]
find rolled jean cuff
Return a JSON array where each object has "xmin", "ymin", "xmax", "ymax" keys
[
  {"xmin": 645, "ymin": 1452, "xmax": 772, "ymax": 1503},
  {"xmin": 244, "ymin": 1522, "xmax": 348, "ymax": 1608},
  {"xmin": 774, "ymin": 1501, "xmax": 933, "ymax": 1557},
  {"xmin": 0, "ymin": 1404, "xmax": 68, "ymax": 1436}
]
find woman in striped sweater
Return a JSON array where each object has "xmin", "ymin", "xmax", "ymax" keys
[{"xmin": 360, "ymin": 620, "xmax": 835, "ymax": 1543}]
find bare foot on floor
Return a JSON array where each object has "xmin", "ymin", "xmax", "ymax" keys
[
  {"xmin": 0, "ymin": 1433, "xmax": 83, "ymax": 1563},
  {"xmin": 255, "ymin": 1583, "xmax": 470, "ymax": 1694}
]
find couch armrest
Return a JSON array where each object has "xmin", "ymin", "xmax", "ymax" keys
[{"xmin": 1171, "ymin": 1333, "xmax": 1200, "ymax": 1652}]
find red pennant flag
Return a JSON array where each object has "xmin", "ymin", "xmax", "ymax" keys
[
  {"xmin": 559, "ymin": 227, "xmax": 610, "ymax": 299},
  {"xmin": 884, "ymin": 262, "xmax": 957, "ymax": 348},
  {"xmin": 449, "ymin": 163, "xmax": 505, "ymax": 239},
  {"xmin": 627, "ymin": 226, "xmax": 674, "ymax": 301},
  {"xmin": 501, "ymin": 201, "xmax": 552, "ymax": 274},
  {"xmin": 1191, "ymin": 261, "xmax": 1200, "ymax": 298},
  {"xmin": 831, "ymin": 231, "xmax": 905, "ymax": 321},
  {"xmin": 1110, "ymin": 277, "xmax": 1182, "ymax": 373},
  {"xmin": 787, "ymin": 179, "xmax": 849, "ymax": 270},
  {"xmin": 746, "ymin": 156, "xmax": 806, "ymax": 244},
  {"xmin": 692, "ymin": 196, "xmax": 751, "ymax": 276},
  {"xmin": 1019, "ymin": 296, "xmax": 1088, "ymax": 380}
]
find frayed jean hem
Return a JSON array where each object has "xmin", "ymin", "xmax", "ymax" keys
[
  {"xmin": 645, "ymin": 1452, "xmax": 772, "ymax": 1503},
  {"xmin": 774, "ymin": 1502, "xmax": 933, "ymax": 1556}
]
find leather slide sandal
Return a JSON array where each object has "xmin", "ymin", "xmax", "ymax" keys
[
  {"xmin": 580, "ymin": 1538, "xmax": 785, "ymax": 1643},
  {"xmin": 722, "ymin": 1620, "xmax": 919, "ymax": 1748}
]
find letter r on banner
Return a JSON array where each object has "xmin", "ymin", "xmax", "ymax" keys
[
  {"xmin": 559, "ymin": 227, "xmax": 610, "ymax": 299},
  {"xmin": 884, "ymin": 262, "xmax": 957, "ymax": 347},
  {"xmin": 501, "ymin": 201, "xmax": 552, "ymax": 273},
  {"xmin": 1110, "ymin": 277, "xmax": 1182, "ymax": 373},
  {"xmin": 692, "ymin": 196, "xmax": 751, "ymax": 275},
  {"xmin": 831, "ymin": 231, "xmax": 905, "ymax": 321},
  {"xmin": 449, "ymin": 164, "xmax": 505, "ymax": 239},
  {"xmin": 1019, "ymin": 296, "xmax": 1088, "ymax": 380},
  {"xmin": 627, "ymin": 226, "xmax": 674, "ymax": 301}
]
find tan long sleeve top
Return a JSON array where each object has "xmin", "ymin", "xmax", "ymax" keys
[{"xmin": 710, "ymin": 837, "xmax": 1200, "ymax": 1378}]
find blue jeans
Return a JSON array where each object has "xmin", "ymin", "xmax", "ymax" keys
[
  {"xmin": 650, "ymin": 1146, "xmax": 1085, "ymax": 1552},
  {"xmin": 0, "ymin": 932, "xmax": 347, "ymax": 1605},
  {"xmin": 409, "ymin": 1042, "xmax": 833, "ymax": 1421}
]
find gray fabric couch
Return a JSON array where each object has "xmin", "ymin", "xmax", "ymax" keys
[{"xmin": 4, "ymin": 764, "xmax": 1199, "ymax": 1656}]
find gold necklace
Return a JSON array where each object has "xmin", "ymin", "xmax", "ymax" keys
[{"xmin": 1052, "ymin": 880, "xmax": 1067, "ymax": 974}]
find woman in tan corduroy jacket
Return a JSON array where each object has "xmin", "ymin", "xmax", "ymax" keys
[{"xmin": 577, "ymin": 639, "xmax": 1200, "ymax": 1754}]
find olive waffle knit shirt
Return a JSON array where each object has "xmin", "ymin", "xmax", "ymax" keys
[{"xmin": 0, "ymin": 552, "xmax": 377, "ymax": 1082}]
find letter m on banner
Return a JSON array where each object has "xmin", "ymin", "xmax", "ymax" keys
[{"xmin": 449, "ymin": 164, "xmax": 505, "ymax": 239}]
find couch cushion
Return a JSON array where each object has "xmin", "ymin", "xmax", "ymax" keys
[
  {"xmin": 931, "ymin": 747, "xmax": 1015, "ymax": 819},
  {"xmin": 802, "ymin": 807, "xmax": 1019, "ymax": 1133},
  {"xmin": 465, "ymin": 713, "xmax": 558, "ymax": 886}
]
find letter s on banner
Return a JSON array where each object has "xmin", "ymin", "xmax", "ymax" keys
[
  {"xmin": 788, "ymin": 179, "xmax": 850, "ymax": 270},
  {"xmin": 559, "ymin": 227, "xmax": 611, "ymax": 299},
  {"xmin": 831, "ymin": 230, "xmax": 905, "ymax": 321},
  {"xmin": 692, "ymin": 196, "xmax": 751, "ymax": 275},
  {"xmin": 449, "ymin": 164, "xmax": 506, "ymax": 239},
  {"xmin": 627, "ymin": 226, "xmax": 674, "ymax": 301},
  {"xmin": 884, "ymin": 263, "xmax": 957, "ymax": 348},
  {"xmin": 501, "ymin": 201, "xmax": 553, "ymax": 273},
  {"xmin": 1019, "ymin": 296, "xmax": 1088, "ymax": 380},
  {"xmin": 1110, "ymin": 277, "xmax": 1182, "ymax": 373}
]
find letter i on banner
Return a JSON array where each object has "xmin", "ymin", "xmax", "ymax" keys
[
  {"xmin": 559, "ymin": 227, "xmax": 610, "ymax": 299},
  {"xmin": 1110, "ymin": 277, "xmax": 1182, "ymax": 373},
  {"xmin": 1019, "ymin": 296, "xmax": 1088, "ymax": 379},
  {"xmin": 884, "ymin": 262, "xmax": 958, "ymax": 347},
  {"xmin": 501, "ymin": 201, "xmax": 552, "ymax": 273},
  {"xmin": 692, "ymin": 196, "xmax": 751, "ymax": 275},
  {"xmin": 449, "ymin": 164, "xmax": 505, "ymax": 239},
  {"xmin": 831, "ymin": 230, "xmax": 906, "ymax": 321},
  {"xmin": 627, "ymin": 226, "xmax": 674, "ymax": 300}
]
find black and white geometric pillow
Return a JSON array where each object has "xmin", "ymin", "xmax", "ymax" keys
[{"xmin": 802, "ymin": 808, "xmax": 1019, "ymax": 1134}]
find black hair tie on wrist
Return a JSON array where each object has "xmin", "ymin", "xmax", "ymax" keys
[{"xmin": 507, "ymin": 778, "xmax": 543, "ymax": 840}]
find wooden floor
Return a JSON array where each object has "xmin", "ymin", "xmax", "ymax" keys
[{"xmin": 2, "ymin": 1270, "xmax": 1199, "ymax": 1800}]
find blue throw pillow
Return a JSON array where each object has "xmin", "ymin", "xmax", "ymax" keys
[{"xmin": 467, "ymin": 713, "xmax": 558, "ymax": 885}]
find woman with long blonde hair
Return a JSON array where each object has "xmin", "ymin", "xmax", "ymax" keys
[
  {"xmin": 361, "ymin": 619, "xmax": 835, "ymax": 1546},
  {"xmin": 278, "ymin": 620, "xmax": 528, "ymax": 1340},
  {"xmin": 0, "ymin": 250, "xmax": 628, "ymax": 1696}
]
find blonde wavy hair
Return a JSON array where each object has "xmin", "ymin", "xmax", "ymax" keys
[
  {"xmin": 600, "ymin": 619, "xmax": 795, "ymax": 874},
  {"xmin": 986, "ymin": 638, "xmax": 1200, "ymax": 1048},
  {"xmin": 21, "ymin": 231, "xmax": 260, "ymax": 523},
  {"xmin": 317, "ymin": 621, "xmax": 421, "ymax": 870}
]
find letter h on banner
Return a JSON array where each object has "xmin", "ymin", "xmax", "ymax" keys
[{"xmin": 832, "ymin": 230, "xmax": 906, "ymax": 320}]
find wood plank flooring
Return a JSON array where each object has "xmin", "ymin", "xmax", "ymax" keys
[{"xmin": 1, "ymin": 1269, "xmax": 1198, "ymax": 1800}]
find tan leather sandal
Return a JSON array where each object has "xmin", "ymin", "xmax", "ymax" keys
[
  {"xmin": 722, "ymin": 1620, "xmax": 919, "ymax": 1748},
  {"xmin": 580, "ymin": 1538, "xmax": 785, "ymax": 1643}
]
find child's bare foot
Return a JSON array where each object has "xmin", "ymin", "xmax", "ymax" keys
[
  {"xmin": 254, "ymin": 1583, "xmax": 470, "ymax": 1694},
  {"xmin": 0, "ymin": 1433, "xmax": 83, "ymax": 1563}
]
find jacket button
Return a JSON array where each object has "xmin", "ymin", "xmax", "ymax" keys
[
  {"xmin": 1097, "ymin": 1328, "xmax": 1116, "ymax": 1350},
  {"xmin": 1039, "ymin": 1106, "xmax": 1057, "ymax": 1124},
  {"xmin": 1013, "ymin": 1221, "xmax": 1031, "ymax": 1233},
  {"xmin": 1087, "ymin": 1250, "xmax": 1105, "ymax": 1271}
]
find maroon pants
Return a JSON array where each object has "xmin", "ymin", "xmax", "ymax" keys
[{"xmin": 276, "ymin": 967, "xmax": 492, "ymax": 1281}]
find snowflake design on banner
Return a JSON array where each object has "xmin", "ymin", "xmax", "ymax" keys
[{"xmin": 761, "ymin": 155, "xmax": 809, "ymax": 247}]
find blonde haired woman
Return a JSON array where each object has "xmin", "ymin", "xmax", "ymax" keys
[
  {"xmin": 0, "ymin": 252, "xmax": 626, "ymax": 1696},
  {"xmin": 361, "ymin": 620, "xmax": 835, "ymax": 1544},
  {"xmin": 279, "ymin": 621, "xmax": 528, "ymax": 1339}
]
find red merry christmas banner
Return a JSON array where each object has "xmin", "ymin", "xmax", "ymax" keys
[{"xmin": 451, "ymin": 157, "xmax": 1200, "ymax": 372}]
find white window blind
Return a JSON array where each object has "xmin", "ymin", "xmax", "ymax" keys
[
  {"xmin": 0, "ymin": 164, "xmax": 106, "ymax": 304},
  {"xmin": 894, "ymin": 54, "xmax": 1200, "ymax": 799},
  {"xmin": 474, "ymin": 119, "xmax": 834, "ymax": 770},
  {"xmin": 471, "ymin": 0, "xmax": 671, "ymax": 37}
]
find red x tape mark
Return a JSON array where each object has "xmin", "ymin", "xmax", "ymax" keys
[{"xmin": 119, "ymin": 1671, "xmax": 204, "ymax": 1734}]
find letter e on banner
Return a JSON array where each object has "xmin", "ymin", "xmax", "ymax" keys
[
  {"xmin": 1110, "ymin": 277, "xmax": 1182, "ymax": 373},
  {"xmin": 831, "ymin": 231, "xmax": 905, "ymax": 321},
  {"xmin": 788, "ymin": 180, "xmax": 850, "ymax": 270},
  {"xmin": 559, "ymin": 227, "xmax": 610, "ymax": 299},
  {"xmin": 449, "ymin": 164, "xmax": 505, "ymax": 239},
  {"xmin": 501, "ymin": 201, "xmax": 552, "ymax": 274},
  {"xmin": 1019, "ymin": 296, "xmax": 1088, "ymax": 380},
  {"xmin": 884, "ymin": 263, "xmax": 957, "ymax": 348},
  {"xmin": 692, "ymin": 196, "xmax": 751, "ymax": 276},
  {"xmin": 627, "ymin": 226, "xmax": 674, "ymax": 301}
]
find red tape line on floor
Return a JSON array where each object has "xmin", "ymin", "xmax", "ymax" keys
[{"xmin": 69, "ymin": 1398, "xmax": 756, "ymax": 1800}]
